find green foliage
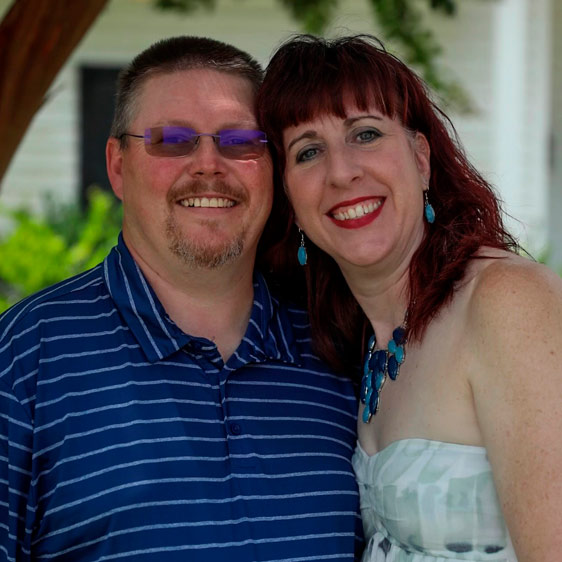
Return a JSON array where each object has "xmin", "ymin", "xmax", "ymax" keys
[
  {"xmin": 368, "ymin": 0, "xmax": 471, "ymax": 111},
  {"xmin": 154, "ymin": 0, "xmax": 216, "ymax": 12},
  {"xmin": 0, "ymin": 189, "xmax": 122, "ymax": 313},
  {"xmin": 149, "ymin": 0, "xmax": 472, "ymax": 111},
  {"xmin": 278, "ymin": 0, "xmax": 339, "ymax": 34}
]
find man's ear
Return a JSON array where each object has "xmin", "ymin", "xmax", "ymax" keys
[
  {"xmin": 413, "ymin": 132, "xmax": 431, "ymax": 182},
  {"xmin": 106, "ymin": 137, "xmax": 124, "ymax": 201}
]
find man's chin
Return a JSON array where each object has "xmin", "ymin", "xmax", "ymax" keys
[
  {"xmin": 168, "ymin": 238, "xmax": 244, "ymax": 269},
  {"xmin": 165, "ymin": 216, "xmax": 250, "ymax": 269}
]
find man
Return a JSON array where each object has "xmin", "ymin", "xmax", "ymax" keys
[{"xmin": 0, "ymin": 36, "xmax": 361, "ymax": 561}]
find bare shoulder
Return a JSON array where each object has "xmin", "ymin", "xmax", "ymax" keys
[
  {"xmin": 461, "ymin": 249, "xmax": 562, "ymax": 414},
  {"xmin": 466, "ymin": 249, "xmax": 562, "ymax": 334}
]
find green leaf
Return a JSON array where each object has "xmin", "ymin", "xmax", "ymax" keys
[
  {"xmin": 152, "ymin": 0, "xmax": 216, "ymax": 13},
  {"xmin": 0, "ymin": 189, "xmax": 122, "ymax": 312},
  {"xmin": 277, "ymin": 0, "xmax": 340, "ymax": 34}
]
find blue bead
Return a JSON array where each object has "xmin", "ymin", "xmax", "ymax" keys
[
  {"xmin": 375, "ymin": 350, "xmax": 387, "ymax": 372},
  {"xmin": 375, "ymin": 371, "xmax": 385, "ymax": 391},
  {"xmin": 388, "ymin": 339, "xmax": 397, "ymax": 354},
  {"xmin": 393, "ymin": 327, "xmax": 406, "ymax": 344},
  {"xmin": 362, "ymin": 405, "xmax": 371, "ymax": 423},
  {"xmin": 367, "ymin": 334, "xmax": 376, "ymax": 350},
  {"xmin": 368, "ymin": 351, "xmax": 377, "ymax": 372},
  {"xmin": 369, "ymin": 389, "xmax": 379, "ymax": 414},
  {"xmin": 425, "ymin": 203, "xmax": 435, "ymax": 224},
  {"xmin": 388, "ymin": 355, "xmax": 399, "ymax": 380},
  {"xmin": 365, "ymin": 387, "xmax": 373, "ymax": 405},
  {"xmin": 297, "ymin": 246, "xmax": 307, "ymax": 266},
  {"xmin": 363, "ymin": 359, "xmax": 371, "ymax": 376},
  {"xmin": 360, "ymin": 371, "xmax": 372, "ymax": 402},
  {"xmin": 395, "ymin": 345, "xmax": 404, "ymax": 364}
]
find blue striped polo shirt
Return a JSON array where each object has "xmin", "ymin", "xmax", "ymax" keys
[{"xmin": 1, "ymin": 234, "xmax": 362, "ymax": 562}]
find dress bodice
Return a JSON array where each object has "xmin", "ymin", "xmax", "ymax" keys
[{"xmin": 352, "ymin": 438, "xmax": 517, "ymax": 561}]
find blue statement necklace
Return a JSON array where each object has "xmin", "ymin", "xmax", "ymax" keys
[{"xmin": 360, "ymin": 324, "xmax": 407, "ymax": 423}]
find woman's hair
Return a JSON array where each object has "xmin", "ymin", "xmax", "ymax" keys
[{"xmin": 257, "ymin": 34, "xmax": 519, "ymax": 373}]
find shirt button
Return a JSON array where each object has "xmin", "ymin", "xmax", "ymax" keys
[{"xmin": 229, "ymin": 422, "xmax": 242, "ymax": 435}]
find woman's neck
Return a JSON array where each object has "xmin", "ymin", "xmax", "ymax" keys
[{"xmin": 340, "ymin": 260, "xmax": 411, "ymax": 346}]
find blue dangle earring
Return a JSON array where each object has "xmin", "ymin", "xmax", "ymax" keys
[
  {"xmin": 424, "ymin": 190, "xmax": 435, "ymax": 224},
  {"xmin": 297, "ymin": 228, "xmax": 308, "ymax": 266}
]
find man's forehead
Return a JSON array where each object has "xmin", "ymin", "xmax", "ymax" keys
[
  {"xmin": 142, "ymin": 68, "xmax": 255, "ymax": 100},
  {"xmin": 135, "ymin": 68, "xmax": 258, "ymax": 127}
]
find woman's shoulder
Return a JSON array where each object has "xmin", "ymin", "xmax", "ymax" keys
[
  {"xmin": 468, "ymin": 248, "xmax": 562, "ymax": 309},
  {"xmin": 462, "ymin": 248, "xmax": 562, "ymax": 350}
]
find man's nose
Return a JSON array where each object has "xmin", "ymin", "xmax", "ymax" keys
[{"xmin": 187, "ymin": 135, "xmax": 225, "ymax": 176}]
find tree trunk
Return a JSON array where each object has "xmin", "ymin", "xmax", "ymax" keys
[{"xmin": 0, "ymin": 0, "xmax": 109, "ymax": 187}]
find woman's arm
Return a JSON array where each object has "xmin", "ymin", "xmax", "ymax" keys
[{"xmin": 468, "ymin": 257, "xmax": 562, "ymax": 561}]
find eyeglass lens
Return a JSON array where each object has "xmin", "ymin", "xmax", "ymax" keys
[{"xmin": 143, "ymin": 126, "xmax": 267, "ymax": 160}]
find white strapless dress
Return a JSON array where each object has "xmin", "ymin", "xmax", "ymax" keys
[{"xmin": 352, "ymin": 438, "xmax": 517, "ymax": 561}]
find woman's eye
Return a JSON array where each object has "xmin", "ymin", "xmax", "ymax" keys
[
  {"xmin": 296, "ymin": 146, "xmax": 320, "ymax": 163},
  {"xmin": 352, "ymin": 128, "xmax": 381, "ymax": 144}
]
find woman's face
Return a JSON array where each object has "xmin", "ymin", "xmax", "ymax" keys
[{"xmin": 282, "ymin": 105, "xmax": 430, "ymax": 275}]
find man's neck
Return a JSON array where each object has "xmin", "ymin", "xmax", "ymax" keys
[{"xmin": 129, "ymin": 246, "xmax": 256, "ymax": 362}]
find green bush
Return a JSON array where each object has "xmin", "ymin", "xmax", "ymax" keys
[{"xmin": 0, "ymin": 189, "xmax": 122, "ymax": 313}]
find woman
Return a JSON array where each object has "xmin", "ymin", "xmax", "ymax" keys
[{"xmin": 257, "ymin": 35, "xmax": 562, "ymax": 561}]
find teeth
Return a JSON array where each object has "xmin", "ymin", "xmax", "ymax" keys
[
  {"xmin": 333, "ymin": 200, "xmax": 381, "ymax": 221},
  {"xmin": 180, "ymin": 197, "xmax": 235, "ymax": 208}
]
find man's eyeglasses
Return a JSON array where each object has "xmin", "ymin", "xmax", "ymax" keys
[{"xmin": 119, "ymin": 126, "xmax": 268, "ymax": 160}]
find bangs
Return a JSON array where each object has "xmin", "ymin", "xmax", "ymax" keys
[{"xmin": 258, "ymin": 35, "xmax": 410, "ymax": 161}]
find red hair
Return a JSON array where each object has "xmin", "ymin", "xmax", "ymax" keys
[{"xmin": 257, "ymin": 35, "xmax": 519, "ymax": 373}]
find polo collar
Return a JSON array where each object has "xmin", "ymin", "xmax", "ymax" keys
[{"xmin": 103, "ymin": 235, "xmax": 301, "ymax": 366}]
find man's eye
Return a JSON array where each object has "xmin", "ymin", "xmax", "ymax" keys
[
  {"xmin": 222, "ymin": 137, "xmax": 250, "ymax": 146},
  {"xmin": 296, "ymin": 147, "xmax": 319, "ymax": 163},
  {"xmin": 164, "ymin": 135, "xmax": 192, "ymax": 144}
]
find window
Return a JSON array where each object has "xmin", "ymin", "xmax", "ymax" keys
[{"xmin": 79, "ymin": 65, "xmax": 122, "ymax": 204}]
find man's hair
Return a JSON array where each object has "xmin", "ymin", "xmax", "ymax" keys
[
  {"xmin": 110, "ymin": 36, "xmax": 263, "ymax": 144},
  {"xmin": 257, "ymin": 34, "xmax": 520, "ymax": 373}
]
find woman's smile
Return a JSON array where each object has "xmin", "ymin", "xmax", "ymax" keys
[{"xmin": 329, "ymin": 196, "xmax": 384, "ymax": 228}]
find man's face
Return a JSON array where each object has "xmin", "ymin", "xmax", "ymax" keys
[{"xmin": 107, "ymin": 69, "xmax": 273, "ymax": 274}]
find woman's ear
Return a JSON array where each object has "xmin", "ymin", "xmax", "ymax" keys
[{"xmin": 413, "ymin": 132, "xmax": 431, "ymax": 182}]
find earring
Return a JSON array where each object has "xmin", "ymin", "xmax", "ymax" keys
[
  {"xmin": 424, "ymin": 190, "xmax": 435, "ymax": 224},
  {"xmin": 297, "ymin": 228, "xmax": 308, "ymax": 266}
]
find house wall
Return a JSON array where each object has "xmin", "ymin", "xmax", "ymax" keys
[
  {"xmin": 0, "ymin": 0, "xmax": 557, "ymax": 257},
  {"xmin": 421, "ymin": 0, "xmax": 553, "ymax": 254},
  {"xmin": 549, "ymin": 0, "xmax": 562, "ymax": 269}
]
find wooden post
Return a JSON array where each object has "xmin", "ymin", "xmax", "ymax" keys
[{"xmin": 0, "ymin": 0, "xmax": 109, "ymax": 186}]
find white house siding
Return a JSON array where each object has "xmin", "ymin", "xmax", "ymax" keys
[
  {"xmin": 522, "ymin": 0, "xmax": 552, "ymax": 255},
  {"xmin": 549, "ymin": 0, "xmax": 562, "ymax": 270},
  {"xmin": 418, "ymin": 0, "xmax": 553, "ymax": 255},
  {"xmin": 417, "ymin": 0, "xmax": 497, "ymax": 173},
  {"xmin": 0, "ymin": 0, "xmax": 558, "ymax": 258},
  {"xmin": 505, "ymin": 0, "xmax": 552, "ymax": 254}
]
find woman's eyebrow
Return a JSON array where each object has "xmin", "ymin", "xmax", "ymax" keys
[
  {"xmin": 344, "ymin": 115, "xmax": 384, "ymax": 126},
  {"xmin": 287, "ymin": 130, "xmax": 317, "ymax": 151}
]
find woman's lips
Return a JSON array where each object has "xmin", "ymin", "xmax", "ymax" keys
[{"xmin": 328, "ymin": 197, "xmax": 384, "ymax": 229}]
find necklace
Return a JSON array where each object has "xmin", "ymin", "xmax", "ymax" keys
[{"xmin": 360, "ymin": 324, "xmax": 407, "ymax": 423}]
